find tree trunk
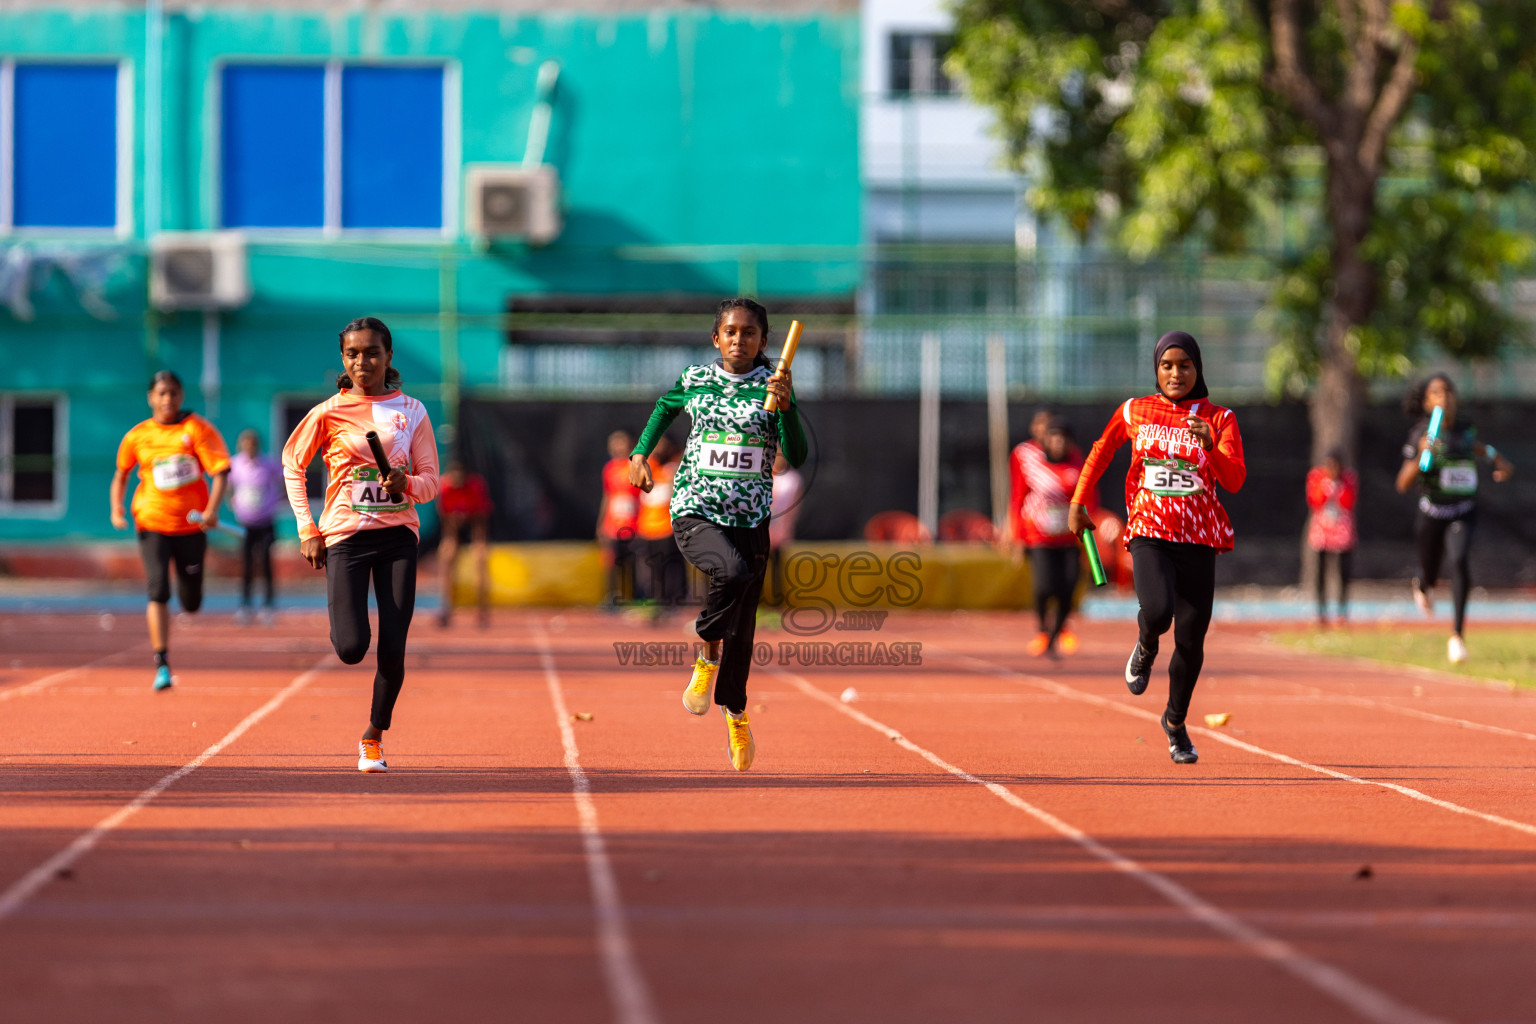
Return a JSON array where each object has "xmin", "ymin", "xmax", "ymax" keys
[{"xmin": 1311, "ymin": 159, "xmax": 1376, "ymax": 467}]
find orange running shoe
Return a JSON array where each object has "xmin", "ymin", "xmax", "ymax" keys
[
  {"xmin": 1058, "ymin": 630, "xmax": 1080, "ymax": 655},
  {"xmin": 357, "ymin": 739, "xmax": 388, "ymax": 773},
  {"xmin": 1026, "ymin": 633, "xmax": 1051, "ymax": 657}
]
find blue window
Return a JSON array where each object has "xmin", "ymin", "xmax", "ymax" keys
[
  {"xmin": 221, "ymin": 65, "xmax": 325, "ymax": 228},
  {"xmin": 220, "ymin": 63, "xmax": 445, "ymax": 232},
  {"xmin": 11, "ymin": 64, "xmax": 119, "ymax": 229},
  {"xmin": 342, "ymin": 67, "xmax": 443, "ymax": 229}
]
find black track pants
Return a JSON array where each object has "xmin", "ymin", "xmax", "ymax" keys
[
  {"xmin": 1029, "ymin": 545, "xmax": 1080, "ymax": 642},
  {"xmin": 326, "ymin": 526, "xmax": 418, "ymax": 731},
  {"xmin": 1416, "ymin": 510, "xmax": 1475, "ymax": 635},
  {"xmin": 673, "ymin": 515, "xmax": 770, "ymax": 714},
  {"xmin": 241, "ymin": 523, "xmax": 276, "ymax": 608},
  {"xmin": 1130, "ymin": 537, "xmax": 1217, "ymax": 725},
  {"xmin": 137, "ymin": 530, "xmax": 207, "ymax": 611},
  {"xmin": 1309, "ymin": 547, "xmax": 1352, "ymax": 617}
]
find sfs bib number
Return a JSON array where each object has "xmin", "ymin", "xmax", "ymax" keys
[{"xmin": 1143, "ymin": 459, "xmax": 1203, "ymax": 497}]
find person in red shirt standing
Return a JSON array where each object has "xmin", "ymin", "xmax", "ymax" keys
[
  {"xmin": 436, "ymin": 461, "xmax": 493, "ymax": 628},
  {"xmin": 1068, "ymin": 331, "xmax": 1246, "ymax": 764},
  {"xmin": 1305, "ymin": 451, "xmax": 1357, "ymax": 626},
  {"xmin": 1009, "ymin": 415, "xmax": 1094, "ymax": 658},
  {"xmin": 597, "ymin": 429, "xmax": 642, "ymax": 607}
]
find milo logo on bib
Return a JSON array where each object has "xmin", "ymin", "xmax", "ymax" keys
[
  {"xmin": 699, "ymin": 431, "xmax": 767, "ymax": 478},
  {"xmin": 349, "ymin": 466, "xmax": 407, "ymax": 513}
]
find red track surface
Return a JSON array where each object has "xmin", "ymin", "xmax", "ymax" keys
[{"xmin": 3, "ymin": 609, "xmax": 1535, "ymax": 1023}]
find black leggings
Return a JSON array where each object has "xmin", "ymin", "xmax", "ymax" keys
[
  {"xmin": 1416, "ymin": 510, "xmax": 1475, "ymax": 635},
  {"xmin": 326, "ymin": 526, "xmax": 418, "ymax": 731},
  {"xmin": 673, "ymin": 515, "xmax": 770, "ymax": 714},
  {"xmin": 241, "ymin": 523, "xmax": 276, "ymax": 608},
  {"xmin": 1130, "ymin": 537, "xmax": 1216, "ymax": 725},
  {"xmin": 1309, "ymin": 547, "xmax": 1352, "ymax": 617},
  {"xmin": 137, "ymin": 530, "xmax": 207, "ymax": 610},
  {"xmin": 1029, "ymin": 545, "xmax": 1080, "ymax": 642}
]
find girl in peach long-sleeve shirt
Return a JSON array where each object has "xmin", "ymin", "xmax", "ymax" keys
[{"xmin": 283, "ymin": 316, "xmax": 439, "ymax": 773}]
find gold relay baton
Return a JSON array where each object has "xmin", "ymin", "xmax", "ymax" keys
[{"xmin": 763, "ymin": 320, "xmax": 804, "ymax": 413}]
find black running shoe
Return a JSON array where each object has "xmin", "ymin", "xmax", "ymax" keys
[
  {"xmin": 1124, "ymin": 642, "xmax": 1155, "ymax": 696},
  {"xmin": 1161, "ymin": 712, "xmax": 1198, "ymax": 764}
]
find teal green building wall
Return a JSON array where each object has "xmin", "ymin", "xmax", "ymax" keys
[{"xmin": 0, "ymin": 7, "xmax": 861, "ymax": 541}]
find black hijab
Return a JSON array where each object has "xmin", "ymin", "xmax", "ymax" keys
[{"xmin": 1153, "ymin": 330, "xmax": 1209, "ymax": 402}]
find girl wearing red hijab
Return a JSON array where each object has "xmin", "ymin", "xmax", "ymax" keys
[{"xmin": 1068, "ymin": 332, "xmax": 1246, "ymax": 765}]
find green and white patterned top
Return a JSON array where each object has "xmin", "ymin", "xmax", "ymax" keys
[{"xmin": 633, "ymin": 361, "xmax": 809, "ymax": 528}]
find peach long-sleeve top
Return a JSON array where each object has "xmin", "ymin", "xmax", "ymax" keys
[{"xmin": 282, "ymin": 389, "xmax": 440, "ymax": 547}]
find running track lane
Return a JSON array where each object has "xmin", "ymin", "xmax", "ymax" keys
[{"xmin": 4, "ymin": 611, "xmax": 1536, "ymax": 1022}]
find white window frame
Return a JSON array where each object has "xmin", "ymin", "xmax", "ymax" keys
[
  {"xmin": 0, "ymin": 58, "xmax": 132, "ymax": 238},
  {"xmin": 211, "ymin": 58, "xmax": 460, "ymax": 240},
  {"xmin": 0, "ymin": 392, "xmax": 68, "ymax": 519}
]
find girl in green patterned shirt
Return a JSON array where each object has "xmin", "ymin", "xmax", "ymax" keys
[{"xmin": 630, "ymin": 298, "xmax": 809, "ymax": 770}]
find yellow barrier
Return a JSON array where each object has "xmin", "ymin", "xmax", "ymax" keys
[{"xmin": 453, "ymin": 541, "xmax": 1046, "ymax": 610}]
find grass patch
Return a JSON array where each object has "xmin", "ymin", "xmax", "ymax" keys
[{"xmin": 1268, "ymin": 626, "xmax": 1536, "ymax": 691}]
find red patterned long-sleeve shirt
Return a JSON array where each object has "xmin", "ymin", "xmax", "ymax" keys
[
  {"xmin": 1009, "ymin": 441, "xmax": 1095, "ymax": 548},
  {"xmin": 1071, "ymin": 394, "xmax": 1246, "ymax": 551}
]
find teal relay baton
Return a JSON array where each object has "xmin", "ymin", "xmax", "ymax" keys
[{"xmin": 1418, "ymin": 405, "xmax": 1444, "ymax": 472}]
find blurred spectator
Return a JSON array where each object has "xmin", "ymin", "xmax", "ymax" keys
[
  {"xmin": 1306, "ymin": 450, "xmax": 1357, "ymax": 625},
  {"xmin": 437, "ymin": 461, "xmax": 492, "ymax": 628},
  {"xmin": 597, "ymin": 429, "xmax": 641, "ymax": 608},
  {"xmin": 638, "ymin": 437, "xmax": 686, "ymax": 607},
  {"xmin": 767, "ymin": 451, "xmax": 804, "ymax": 603},
  {"xmin": 229, "ymin": 428, "xmax": 284, "ymax": 626}
]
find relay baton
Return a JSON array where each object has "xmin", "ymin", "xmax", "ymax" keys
[
  {"xmin": 187, "ymin": 510, "xmax": 245, "ymax": 539},
  {"xmin": 763, "ymin": 320, "xmax": 804, "ymax": 413},
  {"xmin": 364, "ymin": 430, "xmax": 393, "ymax": 478},
  {"xmin": 1080, "ymin": 525, "xmax": 1108, "ymax": 587},
  {"xmin": 1418, "ymin": 405, "xmax": 1443, "ymax": 472}
]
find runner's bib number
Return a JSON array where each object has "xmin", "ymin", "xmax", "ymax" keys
[
  {"xmin": 1438, "ymin": 461, "xmax": 1478, "ymax": 496},
  {"xmin": 234, "ymin": 484, "xmax": 266, "ymax": 512},
  {"xmin": 1143, "ymin": 459, "xmax": 1203, "ymax": 497},
  {"xmin": 350, "ymin": 467, "xmax": 407, "ymax": 513},
  {"xmin": 699, "ymin": 431, "xmax": 768, "ymax": 478},
  {"xmin": 151, "ymin": 454, "xmax": 200, "ymax": 491}
]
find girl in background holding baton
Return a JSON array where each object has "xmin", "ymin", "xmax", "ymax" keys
[
  {"xmin": 110, "ymin": 371, "xmax": 231, "ymax": 691},
  {"xmin": 1395, "ymin": 374, "xmax": 1513, "ymax": 664},
  {"xmin": 630, "ymin": 298, "xmax": 807, "ymax": 771},
  {"xmin": 1009, "ymin": 415, "xmax": 1094, "ymax": 658},
  {"xmin": 283, "ymin": 317, "xmax": 439, "ymax": 773},
  {"xmin": 1068, "ymin": 331, "xmax": 1246, "ymax": 765}
]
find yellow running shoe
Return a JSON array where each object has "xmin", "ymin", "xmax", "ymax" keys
[
  {"xmin": 683, "ymin": 657, "xmax": 718, "ymax": 716},
  {"xmin": 723, "ymin": 707, "xmax": 755, "ymax": 771}
]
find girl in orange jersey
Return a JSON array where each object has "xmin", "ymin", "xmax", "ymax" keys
[
  {"xmin": 283, "ymin": 317, "xmax": 439, "ymax": 773},
  {"xmin": 110, "ymin": 371, "xmax": 231, "ymax": 691},
  {"xmin": 1067, "ymin": 331, "xmax": 1246, "ymax": 764}
]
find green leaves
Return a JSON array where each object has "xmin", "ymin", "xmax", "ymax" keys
[{"xmin": 950, "ymin": 0, "xmax": 1536, "ymax": 391}]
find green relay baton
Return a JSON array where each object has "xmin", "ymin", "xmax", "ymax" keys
[{"xmin": 1081, "ymin": 526, "xmax": 1108, "ymax": 587}]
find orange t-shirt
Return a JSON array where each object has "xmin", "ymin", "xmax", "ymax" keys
[
  {"xmin": 636, "ymin": 459, "xmax": 677, "ymax": 540},
  {"xmin": 599, "ymin": 458, "xmax": 640, "ymax": 539},
  {"xmin": 116, "ymin": 414, "xmax": 231, "ymax": 535},
  {"xmin": 282, "ymin": 390, "xmax": 440, "ymax": 547}
]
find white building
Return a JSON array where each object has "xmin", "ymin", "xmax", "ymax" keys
[{"xmin": 861, "ymin": 0, "xmax": 1026, "ymax": 244}]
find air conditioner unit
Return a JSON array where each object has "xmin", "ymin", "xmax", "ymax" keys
[
  {"xmin": 150, "ymin": 231, "xmax": 251, "ymax": 312},
  {"xmin": 465, "ymin": 165, "xmax": 561, "ymax": 244}
]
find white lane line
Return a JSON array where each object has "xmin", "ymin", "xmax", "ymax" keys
[
  {"xmin": 535, "ymin": 627, "xmax": 660, "ymax": 1024},
  {"xmin": 0, "ymin": 645, "xmax": 143, "ymax": 704},
  {"xmin": 1250, "ymin": 679, "xmax": 1536, "ymax": 745},
  {"xmin": 0, "ymin": 656, "xmax": 329, "ymax": 922},
  {"xmin": 944, "ymin": 649, "xmax": 1536, "ymax": 841},
  {"xmin": 780, "ymin": 669, "xmax": 1450, "ymax": 1024}
]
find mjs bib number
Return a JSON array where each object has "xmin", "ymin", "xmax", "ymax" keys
[
  {"xmin": 1438, "ymin": 462, "xmax": 1477, "ymax": 496},
  {"xmin": 1143, "ymin": 458, "xmax": 1203, "ymax": 497},
  {"xmin": 350, "ymin": 466, "xmax": 406, "ymax": 513},
  {"xmin": 151, "ymin": 454, "xmax": 200, "ymax": 491},
  {"xmin": 699, "ymin": 431, "xmax": 768, "ymax": 478}
]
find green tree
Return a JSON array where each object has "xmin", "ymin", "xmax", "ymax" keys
[{"xmin": 951, "ymin": 0, "xmax": 1536, "ymax": 459}]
